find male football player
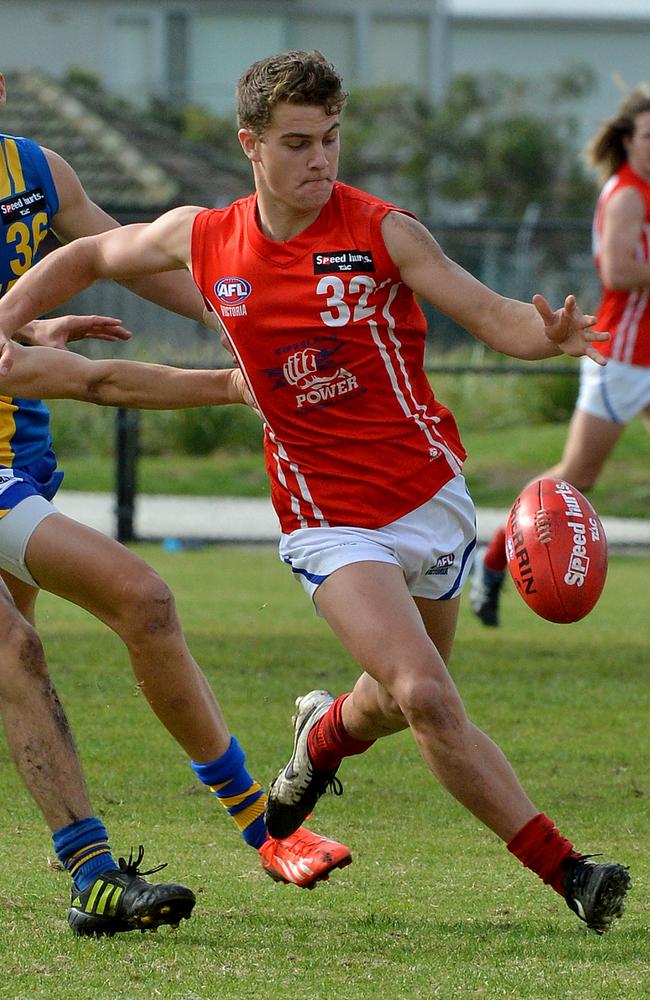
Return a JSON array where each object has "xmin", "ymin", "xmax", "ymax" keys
[{"xmin": 0, "ymin": 52, "xmax": 629, "ymax": 934}]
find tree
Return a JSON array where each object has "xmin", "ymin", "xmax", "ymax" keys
[
  {"xmin": 66, "ymin": 63, "xmax": 598, "ymax": 222},
  {"xmin": 338, "ymin": 66, "xmax": 599, "ymax": 220}
]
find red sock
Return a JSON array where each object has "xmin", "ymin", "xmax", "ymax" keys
[
  {"xmin": 507, "ymin": 813, "xmax": 580, "ymax": 896},
  {"xmin": 484, "ymin": 527, "xmax": 507, "ymax": 573},
  {"xmin": 307, "ymin": 693, "xmax": 375, "ymax": 772}
]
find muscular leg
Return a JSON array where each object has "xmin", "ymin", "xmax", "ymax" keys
[
  {"xmin": 339, "ymin": 592, "xmax": 460, "ymax": 739},
  {"xmin": 22, "ymin": 513, "xmax": 354, "ymax": 886},
  {"xmin": 0, "ymin": 576, "xmax": 92, "ymax": 829},
  {"xmin": 542, "ymin": 407, "xmax": 624, "ymax": 493},
  {"xmin": 315, "ymin": 561, "xmax": 537, "ymax": 842},
  {"xmin": 24, "ymin": 513, "xmax": 230, "ymax": 764}
]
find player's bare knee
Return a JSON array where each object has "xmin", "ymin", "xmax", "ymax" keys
[
  {"xmin": 0, "ymin": 614, "xmax": 48, "ymax": 696},
  {"xmin": 376, "ymin": 687, "xmax": 404, "ymax": 723},
  {"xmin": 395, "ymin": 675, "xmax": 466, "ymax": 744},
  {"xmin": 576, "ymin": 475, "xmax": 596, "ymax": 493},
  {"xmin": 563, "ymin": 472, "xmax": 596, "ymax": 493},
  {"xmin": 548, "ymin": 463, "xmax": 596, "ymax": 494},
  {"xmin": 118, "ymin": 571, "xmax": 181, "ymax": 643}
]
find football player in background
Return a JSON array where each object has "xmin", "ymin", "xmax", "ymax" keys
[
  {"xmin": 0, "ymin": 51, "xmax": 630, "ymax": 934},
  {"xmin": 0, "ymin": 69, "xmax": 350, "ymax": 938},
  {"xmin": 472, "ymin": 85, "xmax": 650, "ymax": 627}
]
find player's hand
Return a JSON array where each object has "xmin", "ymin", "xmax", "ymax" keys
[
  {"xmin": 230, "ymin": 367, "xmax": 261, "ymax": 417},
  {"xmin": 533, "ymin": 293, "xmax": 610, "ymax": 365},
  {"xmin": 28, "ymin": 315, "xmax": 133, "ymax": 349}
]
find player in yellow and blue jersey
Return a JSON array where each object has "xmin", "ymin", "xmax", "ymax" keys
[
  {"xmin": 0, "ymin": 130, "xmax": 102, "ymax": 499},
  {"xmin": 0, "ymin": 70, "xmax": 351, "ymax": 937}
]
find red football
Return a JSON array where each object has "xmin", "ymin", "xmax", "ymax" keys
[{"xmin": 505, "ymin": 478, "xmax": 608, "ymax": 623}]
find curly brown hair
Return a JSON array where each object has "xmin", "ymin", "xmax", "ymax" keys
[
  {"xmin": 236, "ymin": 50, "xmax": 348, "ymax": 135},
  {"xmin": 586, "ymin": 85, "xmax": 650, "ymax": 182}
]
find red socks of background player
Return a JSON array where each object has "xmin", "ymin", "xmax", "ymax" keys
[
  {"xmin": 507, "ymin": 813, "xmax": 580, "ymax": 895},
  {"xmin": 307, "ymin": 693, "xmax": 375, "ymax": 772},
  {"xmin": 484, "ymin": 526, "xmax": 508, "ymax": 573}
]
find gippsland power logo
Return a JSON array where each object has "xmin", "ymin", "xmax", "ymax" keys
[{"xmin": 282, "ymin": 347, "xmax": 359, "ymax": 409}]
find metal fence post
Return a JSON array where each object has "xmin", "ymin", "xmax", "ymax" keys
[{"xmin": 115, "ymin": 408, "xmax": 140, "ymax": 543}]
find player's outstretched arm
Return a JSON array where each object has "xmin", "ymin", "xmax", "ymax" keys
[
  {"xmin": 45, "ymin": 148, "xmax": 207, "ymax": 322},
  {"xmin": 1, "ymin": 343, "xmax": 253, "ymax": 410},
  {"xmin": 382, "ymin": 211, "xmax": 609, "ymax": 362},
  {"xmin": 0, "ymin": 206, "xmax": 200, "ymax": 373}
]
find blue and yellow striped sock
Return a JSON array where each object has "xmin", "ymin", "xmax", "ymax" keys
[
  {"xmin": 53, "ymin": 816, "xmax": 119, "ymax": 891},
  {"xmin": 191, "ymin": 737, "xmax": 267, "ymax": 850}
]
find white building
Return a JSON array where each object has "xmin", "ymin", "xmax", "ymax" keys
[
  {"xmin": 451, "ymin": 0, "xmax": 650, "ymax": 146},
  {"xmin": 2, "ymin": 1, "xmax": 649, "ymax": 146}
]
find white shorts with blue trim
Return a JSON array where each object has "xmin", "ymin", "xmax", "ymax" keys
[
  {"xmin": 577, "ymin": 355, "xmax": 650, "ymax": 425},
  {"xmin": 279, "ymin": 474, "xmax": 477, "ymax": 606},
  {"xmin": 0, "ymin": 470, "xmax": 58, "ymax": 586}
]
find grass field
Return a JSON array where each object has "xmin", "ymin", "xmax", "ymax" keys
[
  {"xmin": 1, "ymin": 546, "xmax": 648, "ymax": 1000},
  {"xmin": 54, "ymin": 416, "xmax": 650, "ymax": 519}
]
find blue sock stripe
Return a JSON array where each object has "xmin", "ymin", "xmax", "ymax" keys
[
  {"xmin": 52, "ymin": 816, "xmax": 118, "ymax": 892},
  {"xmin": 53, "ymin": 816, "xmax": 109, "ymax": 858},
  {"xmin": 244, "ymin": 815, "xmax": 267, "ymax": 850},
  {"xmin": 191, "ymin": 736, "xmax": 246, "ymax": 786},
  {"xmin": 191, "ymin": 737, "xmax": 270, "ymax": 850}
]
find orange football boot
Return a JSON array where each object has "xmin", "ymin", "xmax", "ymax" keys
[{"xmin": 258, "ymin": 826, "xmax": 352, "ymax": 889}]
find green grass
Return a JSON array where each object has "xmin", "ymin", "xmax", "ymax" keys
[
  {"xmin": 2, "ymin": 547, "xmax": 648, "ymax": 999},
  {"xmin": 462, "ymin": 416, "xmax": 650, "ymax": 518},
  {"xmin": 56, "ymin": 416, "xmax": 650, "ymax": 518},
  {"xmin": 59, "ymin": 449, "xmax": 269, "ymax": 497}
]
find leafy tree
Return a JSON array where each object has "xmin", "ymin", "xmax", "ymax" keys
[
  {"xmin": 426, "ymin": 67, "xmax": 599, "ymax": 220},
  {"xmin": 65, "ymin": 63, "xmax": 599, "ymax": 221},
  {"xmin": 338, "ymin": 66, "xmax": 599, "ymax": 220}
]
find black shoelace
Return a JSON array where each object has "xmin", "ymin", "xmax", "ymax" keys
[{"xmin": 118, "ymin": 845, "xmax": 168, "ymax": 878}]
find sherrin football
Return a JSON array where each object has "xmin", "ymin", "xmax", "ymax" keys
[{"xmin": 505, "ymin": 477, "xmax": 608, "ymax": 623}]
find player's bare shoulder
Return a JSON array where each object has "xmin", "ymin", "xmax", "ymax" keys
[
  {"xmin": 155, "ymin": 204, "xmax": 205, "ymax": 231},
  {"xmin": 147, "ymin": 205, "xmax": 205, "ymax": 264},
  {"xmin": 606, "ymin": 183, "xmax": 646, "ymax": 226},
  {"xmin": 381, "ymin": 210, "xmax": 444, "ymax": 272}
]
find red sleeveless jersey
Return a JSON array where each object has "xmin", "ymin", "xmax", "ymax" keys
[
  {"xmin": 191, "ymin": 182, "xmax": 466, "ymax": 532},
  {"xmin": 593, "ymin": 162, "xmax": 650, "ymax": 366}
]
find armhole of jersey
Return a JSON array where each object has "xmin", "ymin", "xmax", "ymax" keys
[
  {"xmin": 371, "ymin": 205, "xmax": 414, "ymax": 278},
  {"xmin": 642, "ymin": 185, "xmax": 650, "ymax": 220},
  {"xmin": 190, "ymin": 208, "xmax": 209, "ymax": 289},
  {"xmin": 29, "ymin": 141, "xmax": 59, "ymax": 217}
]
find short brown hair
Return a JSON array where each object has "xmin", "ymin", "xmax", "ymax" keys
[
  {"xmin": 586, "ymin": 85, "xmax": 650, "ymax": 182},
  {"xmin": 236, "ymin": 50, "xmax": 347, "ymax": 135}
]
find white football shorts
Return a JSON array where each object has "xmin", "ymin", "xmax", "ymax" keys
[
  {"xmin": 577, "ymin": 355, "xmax": 650, "ymax": 425},
  {"xmin": 279, "ymin": 474, "xmax": 477, "ymax": 607},
  {"xmin": 0, "ymin": 470, "xmax": 58, "ymax": 586}
]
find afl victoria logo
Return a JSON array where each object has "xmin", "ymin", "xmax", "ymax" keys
[{"xmin": 215, "ymin": 277, "xmax": 251, "ymax": 305}]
